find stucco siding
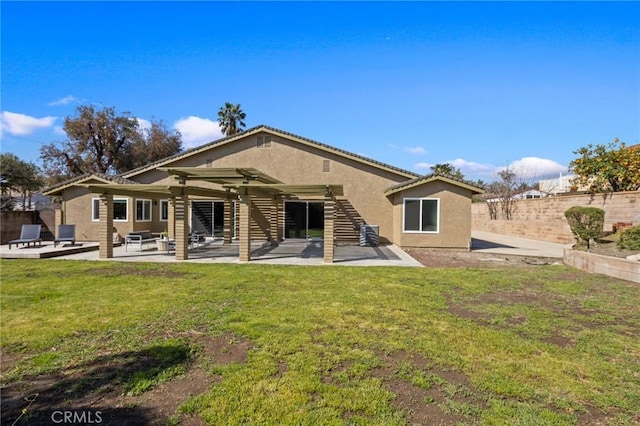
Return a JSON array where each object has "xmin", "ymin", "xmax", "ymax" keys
[
  {"xmin": 391, "ymin": 181, "xmax": 473, "ymax": 248},
  {"xmin": 62, "ymin": 187, "xmax": 172, "ymax": 242}
]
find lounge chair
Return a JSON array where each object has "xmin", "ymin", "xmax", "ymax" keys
[
  {"xmin": 8, "ymin": 224, "xmax": 42, "ymax": 249},
  {"xmin": 54, "ymin": 224, "xmax": 76, "ymax": 247}
]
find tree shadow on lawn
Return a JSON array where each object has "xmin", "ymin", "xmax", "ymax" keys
[{"xmin": 1, "ymin": 343, "xmax": 192, "ymax": 425}]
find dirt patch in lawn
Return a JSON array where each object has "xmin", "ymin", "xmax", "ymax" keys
[
  {"xmin": 404, "ymin": 248, "xmax": 560, "ymax": 268},
  {"xmin": 0, "ymin": 333, "xmax": 252, "ymax": 426},
  {"xmin": 370, "ymin": 350, "xmax": 483, "ymax": 425},
  {"xmin": 444, "ymin": 280, "xmax": 640, "ymax": 351},
  {"xmin": 86, "ymin": 264, "xmax": 188, "ymax": 278}
]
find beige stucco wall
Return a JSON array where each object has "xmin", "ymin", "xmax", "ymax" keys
[
  {"xmin": 390, "ymin": 181, "xmax": 474, "ymax": 248},
  {"xmin": 130, "ymin": 131, "xmax": 412, "ymax": 244},
  {"xmin": 61, "ymin": 186, "xmax": 170, "ymax": 242}
]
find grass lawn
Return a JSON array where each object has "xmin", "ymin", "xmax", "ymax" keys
[{"xmin": 1, "ymin": 259, "xmax": 639, "ymax": 425}]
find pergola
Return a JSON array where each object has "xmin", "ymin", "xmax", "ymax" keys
[{"xmin": 82, "ymin": 168, "xmax": 343, "ymax": 263}]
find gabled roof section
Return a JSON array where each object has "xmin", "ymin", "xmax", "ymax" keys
[
  {"xmin": 385, "ymin": 173, "xmax": 485, "ymax": 196},
  {"xmin": 122, "ymin": 125, "xmax": 420, "ymax": 180},
  {"xmin": 42, "ymin": 173, "xmax": 138, "ymax": 196}
]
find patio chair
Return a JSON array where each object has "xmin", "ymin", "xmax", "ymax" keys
[
  {"xmin": 8, "ymin": 224, "xmax": 42, "ymax": 249},
  {"xmin": 54, "ymin": 224, "xmax": 76, "ymax": 247},
  {"xmin": 190, "ymin": 232, "xmax": 202, "ymax": 250}
]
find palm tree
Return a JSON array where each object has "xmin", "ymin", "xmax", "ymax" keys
[{"xmin": 217, "ymin": 102, "xmax": 246, "ymax": 136}]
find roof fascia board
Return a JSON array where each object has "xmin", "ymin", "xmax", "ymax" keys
[
  {"xmin": 43, "ymin": 174, "xmax": 114, "ymax": 196},
  {"xmin": 385, "ymin": 176, "xmax": 484, "ymax": 196}
]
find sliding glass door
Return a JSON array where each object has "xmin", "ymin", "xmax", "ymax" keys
[{"xmin": 284, "ymin": 201, "xmax": 324, "ymax": 239}]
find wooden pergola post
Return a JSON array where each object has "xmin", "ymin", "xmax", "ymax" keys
[
  {"xmin": 174, "ymin": 190, "xmax": 189, "ymax": 260},
  {"xmin": 53, "ymin": 197, "xmax": 63, "ymax": 230},
  {"xmin": 167, "ymin": 197, "xmax": 176, "ymax": 239},
  {"xmin": 223, "ymin": 197, "xmax": 233, "ymax": 245},
  {"xmin": 98, "ymin": 193, "xmax": 114, "ymax": 259},
  {"xmin": 238, "ymin": 189, "xmax": 252, "ymax": 262},
  {"xmin": 323, "ymin": 193, "xmax": 335, "ymax": 264},
  {"xmin": 270, "ymin": 196, "xmax": 280, "ymax": 247}
]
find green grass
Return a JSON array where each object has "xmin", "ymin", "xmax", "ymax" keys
[{"xmin": 2, "ymin": 259, "xmax": 639, "ymax": 425}]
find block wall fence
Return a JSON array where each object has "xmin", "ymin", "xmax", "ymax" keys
[{"xmin": 472, "ymin": 191, "xmax": 640, "ymax": 244}]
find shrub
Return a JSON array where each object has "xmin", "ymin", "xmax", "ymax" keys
[
  {"xmin": 618, "ymin": 225, "xmax": 640, "ymax": 250},
  {"xmin": 564, "ymin": 206, "xmax": 605, "ymax": 250}
]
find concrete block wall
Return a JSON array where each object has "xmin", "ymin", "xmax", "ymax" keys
[{"xmin": 472, "ymin": 191, "xmax": 640, "ymax": 244}]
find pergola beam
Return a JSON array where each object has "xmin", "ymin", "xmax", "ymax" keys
[
  {"xmin": 222, "ymin": 183, "xmax": 344, "ymax": 197},
  {"xmin": 83, "ymin": 184, "xmax": 233, "ymax": 199},
  {"xmin": 158, "ymin": 167, "xmax": 282, "ymax": 184}
]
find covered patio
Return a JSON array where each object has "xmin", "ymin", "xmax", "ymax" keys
[{"xmin": 82, "ymin": 167, "xmax": 344, "ymax": 263}]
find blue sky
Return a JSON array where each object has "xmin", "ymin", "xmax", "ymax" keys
[{"xmin": 2, "ymin": 1, "xmax": 639, "ymax": 182}]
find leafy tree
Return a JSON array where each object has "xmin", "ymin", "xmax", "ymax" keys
[
  {"xmin": 217, "ymin": 102, "xmax": 246, "ymax": 136},
  {"xmin": 40, "ymin": 106, "xmax": 182, "ymax": 183},
  {"xmin": 123, "ymin": 119, "xmax": 182, "ymax": 171},
  {"xmin": 481, "ymin": 168, "xmax": 522, "ymax": 220},
  {"xmin": 0, "ymin": 153, "xmax": 45, "ymax": 210},
  {"xmin": 430, "ymin": 163, "xmax": 464, "ymax": 180},
  {"xmin": 564, "ymin": 206, "xmax": 605, "ymax": 250},
  {"xmin": 495, "ymin": 169, "xmax": 520, "ymax": 220},
  {"xmin": 569, "ymin": 139, "xmax": 640, "ymax": 193}
]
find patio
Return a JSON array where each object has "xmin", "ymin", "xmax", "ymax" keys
[{"xmin": 0, "ymin": 238, "xmax": 423, "ymax": 267}]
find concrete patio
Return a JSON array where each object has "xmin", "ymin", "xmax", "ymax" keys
[
  {"xmin": 0, "ymin": 231, "xmax": 568, "ymax": 266},
  {"xmin": 0, "ymin": 238, "xmax": 424, "ymax": 267}
]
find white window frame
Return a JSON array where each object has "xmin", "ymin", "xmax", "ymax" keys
[
  {"xmin": 135, "ymin": 199, "xmax": 152, "ymax": 222},
  {"xmin": 159, "ymin": 199, "xmax": 169, "ymax": 222},
  {"xmin": 402, "ymin": 198, "xmax": 440, "ymax": 233},
  {"xmin": 92, "ymin": 198, "xmax": 129, "ymax": 222}
]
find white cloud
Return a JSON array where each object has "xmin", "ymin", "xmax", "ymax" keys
[
  {"xmin": 414, "ymin": 162, "xmax": 433, "ymax": 170},
  {"xmin": 500, "ymin": 157, "xmax": 567, "ymax": 179},
  {"xmin": 405, "ymin": 146, "xmax": 427, "ymax": 155},
  {"xmin": 173, "ymin": 116, "xmax": 223, "ymax": 148},
  {"xmin": 137, "ymin": 118, "xmax": 152, "ymax": 132},
  {"xmin": 53, "ymin": 125, "xmax": 66, "ymax": 136},
  {"xmin": 449, "ymin": 158, "xmax": 497, "ymax": 175},
  {"xmin": 48, "ymin": 95, "xmax": 80, "ymax": 106},
  {"xmin": 0, "ymin": 111, "xmax": 57, "ymax": 136},
  {"xmin": 415, "ymin": 158, "xmax": 496, "ymax": 177}
]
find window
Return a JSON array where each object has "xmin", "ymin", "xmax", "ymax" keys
[
  {"xmin": 205, "ymin": 159, "xmax": 213, "ymax": 168},
  {"xmin": 92, "ymin": 198, "xmax": 128, "ymax": 222},
  {"xmin": 257, "ymin": 135, "xmax": 271, "ymax": 148},
  {"xmin": 403, "ymin": 198, "xmax": 439, "ymax": 233},
  {"xmin": 160, "ymin": 200, "xmax": 169, "ymax": 221},
  {"xmin": 322, "ymin": 159, "xmax": 330, "ymax": 172},
  {"xmin": 136, "ymin": 199, "xmax": 152, "ymax": 222}
]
